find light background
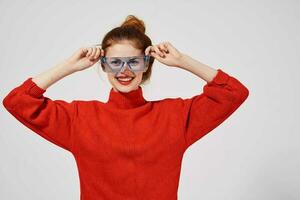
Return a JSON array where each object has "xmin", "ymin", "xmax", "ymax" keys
[{"xmin": 1, "ymin": 1, "xmax": 299, "ymax": 199}]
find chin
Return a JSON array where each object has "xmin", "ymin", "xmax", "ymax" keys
[{"xmin": 113, "ymin": 81, "xmax": 140, "ymax": 93}]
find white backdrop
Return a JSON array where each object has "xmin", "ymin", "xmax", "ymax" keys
[{"xmin": 1, "ymin": 1, "xmax": 299, "ymax": 199}]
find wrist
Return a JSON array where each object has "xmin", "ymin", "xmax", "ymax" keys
[
  {"xmin": 56, "ymin": 60, "xmax": 77, "ymax": 75},
  {"xmin": 177, "ymin": 53, "xmax": 191, "ymax": 69}
]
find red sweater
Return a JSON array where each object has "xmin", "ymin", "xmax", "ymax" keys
[{"xmin": 3, "ymin": 69, "xmax": 249, "ymax": 200}]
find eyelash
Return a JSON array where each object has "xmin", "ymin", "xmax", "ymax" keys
[{"xmin": 112, "ymin": 60, "xmax": 138, "ymax": 64}]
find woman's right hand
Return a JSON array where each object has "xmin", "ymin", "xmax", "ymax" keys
[{"xmin": 65, "ymin": 45, "xmax": 105, "ymax": 72}]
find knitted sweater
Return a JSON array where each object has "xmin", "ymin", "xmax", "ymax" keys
[{"xmin": 2, "ymin": 68, "xmax": 249, "ymax": 200}]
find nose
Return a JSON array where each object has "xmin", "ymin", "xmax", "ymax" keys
[
  {"xmin": 119, "ymin": 62, "xmax": 134, "ymax": 76},
  {"xmin": 121, "ymin": 62, "xmax": 131, "ymax": 72}
]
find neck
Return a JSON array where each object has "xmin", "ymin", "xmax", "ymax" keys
[
  {"xmin": 106, "ymin": 86, "xmax": 147, "ymax": 109},
  {"xmin": 112, "ymin": 85, "xmax": 138, "ymax": 92}
]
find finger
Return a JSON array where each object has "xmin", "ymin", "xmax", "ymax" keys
[
  {"xmin": 94, "ymin": 47, "xmax": 100, "ymax": 57},
  {"xmin": 90, "ymin": 47, "xmax": 96, "ymax": 58},
  {"xmin": 164, "ymin": 42, "xmax": 173, "ymax": 52},
  {"xmin": 156, "ymin": 45, "xmax": 166, "ymax": 58},
  {"xmin": 158, "ymin": 43, "xmax": 168, "ymax": 54},
  {"xmin": 100, "ymin": 49, "xmax": 105, "ymax": 57},
  {"xmin": 86, "ymin": 47, "xmax": 92, "ymax": 57},
  {"xmin": 153, "ymin": 45, "xmax": 164, "ymax": 57},
  {"xmin": 152, "ymin": 45, "xmax": 164, "ymax": 57},
  {"xmin": 150, "ymin": 51, "xmax": 160, "ymax": 59},
  {"xmin": 85, "ymin": 47, "xmax": 91, "ymax": 57},
  {"xmin": 161, "ymin": 43, "xmax": 169, "ymax": 53},
  {"xmin": 158, "ymin": 47, "xmax": 167, "ymax": 58},
  {"xmin": 91, "ymin": 47, "xmax": 97, "ymax": 58},
  {"xmin": 94, "ymin": 47, "xmax": 100, "ymax": 59},
  {"xmin": 81, "ymin": 47, "xmax": 88, "ymax": 56}
]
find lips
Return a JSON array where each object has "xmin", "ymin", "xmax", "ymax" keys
[
  {"xmin": 115, "ymin": 75, "xmax": 135, "ymax": 81},
  {"xmin": 115, "ymin": 75, "xmax": 135, "ymax": 85},
  {"xmin": 117, "ymin": 77, "xmax": 133, "ymax": 81}
]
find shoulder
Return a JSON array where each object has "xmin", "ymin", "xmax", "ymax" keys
[
  {"xmin": 150, "ymin": 97, "xmax": 186, "ymax": 110},
  {"xmin": 71, "ymin": 99, "xmax": 106, "ymax": 114},
  {"xmin": 73, "ymin": 99, "xmax": 105, "ymax": 105},
  {"xmin": 150, "ymin": 93, "xmax": 207, "ymax": 113}
]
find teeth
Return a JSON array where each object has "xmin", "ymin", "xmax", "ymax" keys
[{"xmin": 117, "ymin": 77, "xmax": 133, "ymax": 81}]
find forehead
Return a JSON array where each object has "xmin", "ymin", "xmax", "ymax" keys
[{"xmin": 105, "ymin": 41, "xmax": 142, "ymax": 57}]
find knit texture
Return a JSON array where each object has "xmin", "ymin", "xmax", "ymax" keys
[{"xmin": 2, "ymin": 68, "xmax": 249, "ymax": 200}]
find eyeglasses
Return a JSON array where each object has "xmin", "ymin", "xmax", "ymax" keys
[{"xmin": 100, "ymin": 55, "xmax": 150, "ymax": 74}]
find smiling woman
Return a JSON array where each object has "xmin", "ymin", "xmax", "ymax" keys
[
  {"xmin": 99, "ymin": 15, "xmax": 155, "ymax": 93},
  {"xmin": 2, "ymin": 14, "xmax": 249, "ymax": 200},
  {"xmin": 100, "ymin": 54, "xmax": 150, "ymax": 88}
]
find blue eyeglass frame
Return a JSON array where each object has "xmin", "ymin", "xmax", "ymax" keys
[{"xmin": 99, "ymin": 55, "xmax": 151, "ymax": 73}]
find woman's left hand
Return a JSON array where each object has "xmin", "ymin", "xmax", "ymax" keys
[{"xmin": 145, "ymin": 42, "xmax": 184, "ymax": 68}]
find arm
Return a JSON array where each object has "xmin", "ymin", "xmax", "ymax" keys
[
  {"xmin": 2, "ymin": 61, "xmax": 78, "ymax": 152},
  {"xmin": 179, "ymin": 53, "xmax": 219, "ymax": 83},
  {"xmin": 31, "ymin": 60, "xmax": 75, "ymax": 90},
  {"xmin": 177, "ymin": 54, "xmax": 249, "ymax": 148},
  {"xmin": 2, "ymin": 45, "xmax": 103, "ymax": 152}
]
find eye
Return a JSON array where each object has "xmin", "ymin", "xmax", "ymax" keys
[{"xmin": 110, "ymin": 59, "xmax": 122, "ymax": 65}]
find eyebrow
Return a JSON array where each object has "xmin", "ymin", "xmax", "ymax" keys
[{"xmin": 108, "ymin": 55, "xmax": 144, "ymax": 58}]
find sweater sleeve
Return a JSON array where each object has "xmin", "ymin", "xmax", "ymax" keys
[
  {"xmin": 178, "ymin": 69, "xmax": 249, "ymax": 148},
  {"xmin": 2, "ymin": 78, "xmax": 76, "ymax": 152}
]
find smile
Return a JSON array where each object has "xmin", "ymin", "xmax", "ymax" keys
[{"xmin": 116, "ymin": 76, "xmax": 135, "ymax": 85}]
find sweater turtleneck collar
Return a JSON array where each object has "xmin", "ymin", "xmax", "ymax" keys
[{"xmin": 106, "ymin": 86, "xmax": 147, "ymax": 109}]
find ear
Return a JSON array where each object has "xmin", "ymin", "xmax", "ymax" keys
[{"xmin": 145, "ymin": 46, "xmax": 152, "ymax": 56}]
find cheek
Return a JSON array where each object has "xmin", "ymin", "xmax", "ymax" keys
[
  {"xmin": 107, "ymin": 74, "xmax": 116, "ymax": 83},
  {"xmin": 134, "ymin": 72, "xmax": 144, "ymax": 82}
]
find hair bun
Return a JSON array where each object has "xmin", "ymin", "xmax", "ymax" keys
[{"xmin": 120, "ymin": 15, "xmax": 146, "ymax": 33}]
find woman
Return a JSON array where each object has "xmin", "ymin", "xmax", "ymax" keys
[{"xmin": 3, "ymin": 15, "xmax": 249, "ymax": 200}]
